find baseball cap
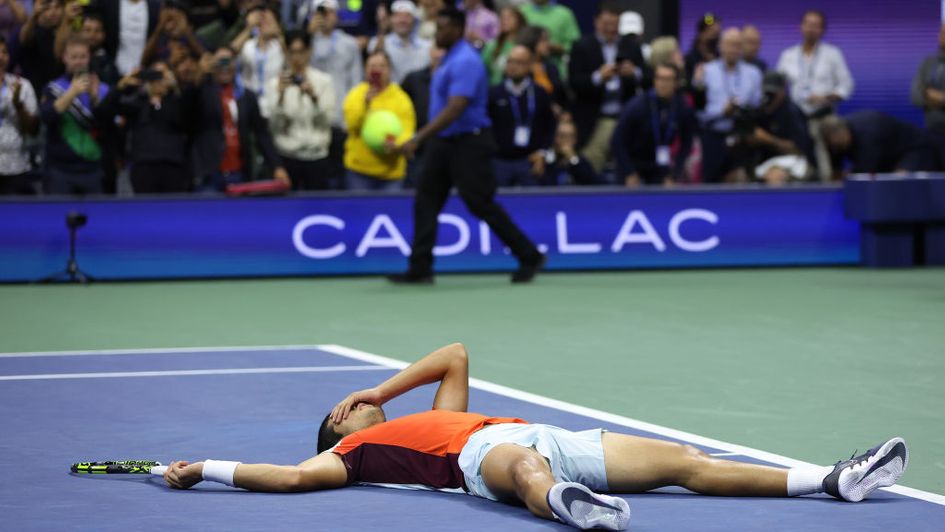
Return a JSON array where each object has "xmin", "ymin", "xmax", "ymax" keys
[
  {"xmin": 390, "ymin": 0, "xmax": 419, "ymax": 18},
  {"xmin": 619, "ymin": 11, "xmax": 644, "ymax": 36},
  {"xmin": 312, "ymin": 0, "xmax": 339, "ymax": 11}
]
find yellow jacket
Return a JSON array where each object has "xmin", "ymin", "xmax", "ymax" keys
[{"xmin": 343, "ymin": 82, "xmax": 416, "ymax": 180}]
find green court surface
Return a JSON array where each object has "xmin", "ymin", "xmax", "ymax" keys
[{"xmin": 1, "ymin": 268, "xmax": 942, "ymax": 496}]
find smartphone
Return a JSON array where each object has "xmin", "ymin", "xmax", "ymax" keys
[{"xmin": 138, "ymin": 69, "xmax": 164, "ymax": 82}]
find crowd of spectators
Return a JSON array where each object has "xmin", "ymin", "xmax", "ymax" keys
[{"xmin": 0, "ymin": 0, "xmax": 943, "ymax": 196}]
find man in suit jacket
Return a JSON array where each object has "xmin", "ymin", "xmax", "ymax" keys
[
  {"xmin": 568, "ymin": 1, "xmax": 644, "ymax": 173},
  {"xmin": 191, "ymin": 46, "xmax": 289, "ymax": 191}
]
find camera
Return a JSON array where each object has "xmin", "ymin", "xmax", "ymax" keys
[
  {"xmin": 291, "ymin": 74, "xmax": 305, "ymax": 85},
  {"xmin": 66, "ymin": 212, "xmax": 88, "ymax": 229},
  {"xmin": 137, "ymin": 69, "xmax": 164, "ymax": 82},
  {"xmin": 731, "ymin": 104, "xmax": 761, "ymax": 138}
]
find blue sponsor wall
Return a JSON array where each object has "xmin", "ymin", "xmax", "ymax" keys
[{"xmin": 0, "ymin": 188, "xmax": 858, "ymax": 282}]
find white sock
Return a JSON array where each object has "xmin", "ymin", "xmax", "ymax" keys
[{"xmin": 786, "ymin": 466, "xmax": 834, "ymax": 496}]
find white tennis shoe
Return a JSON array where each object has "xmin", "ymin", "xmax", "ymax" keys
[
  {"xmin": 822, "ymin": 437, "xmax": 909, "ymax": 502},
  {"xmin": 547, "ymin": 482, "xmax": 631, "ymax": 530}
]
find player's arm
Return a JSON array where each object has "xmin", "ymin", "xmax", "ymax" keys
[
  {"xmin": 329, "ymin": 343, "xmax": 469, "ymax": 424},
  {"xmin": 163, "ymin": 452, "xmax": 347, "ymax": 492}
]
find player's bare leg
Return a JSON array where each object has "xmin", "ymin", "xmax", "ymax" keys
[{"xmin": 601, "ymin": 432, "xmax": 788, "ymax": 496}]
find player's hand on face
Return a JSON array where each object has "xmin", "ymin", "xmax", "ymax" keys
[
  {"xmin": 164, "ymin": 460, "xmax": 204, "ymax": 490},
  {"xmin": 330, "ymin": 387, "xmax": 384, "ymax": 424}
]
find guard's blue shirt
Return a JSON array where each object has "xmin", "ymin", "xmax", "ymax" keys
[{"xmin": 429, "ymin": 39, "xmax": 492, "ymax": 137}]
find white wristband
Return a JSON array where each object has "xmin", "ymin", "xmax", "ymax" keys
[{"xmin": 202, "ymin": 459, "xmax": 241, "ymax": 487}]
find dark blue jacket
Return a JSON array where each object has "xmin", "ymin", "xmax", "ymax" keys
[
  {"xmin": 487, "ymin": 79, "xmax": 556, "ymax": 160},
  {"xmin": 611, "ymin": 91, "xmax": 696, "ymax": 183}
]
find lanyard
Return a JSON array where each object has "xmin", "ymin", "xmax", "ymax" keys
[
  {"xmin": 723, "ymin": 65, "xmax": 742, "ymax": 101},
  {"xmin": 313, "ymin": 30, "xmax": 339, "ymax": 62},
  {"xmin": 508, "ymin": 82, "xmax": 536, "ymax": 129},
  {"xmin": 648, "ymin": 90, "xmax": 676, "ymax": 146},
  {"xmin": 254, "ymin": 39, "xmax": 270, "ymax": 96},
  {"xmin": 798, "ymin": 46, "xmax": 819, "ymax": 92}
]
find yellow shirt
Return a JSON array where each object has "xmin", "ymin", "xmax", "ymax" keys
[{"xmin": 343, "ymin": 82, "xmax": 416, "ymax": 180}]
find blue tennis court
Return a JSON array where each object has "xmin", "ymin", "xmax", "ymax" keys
[{"xmin": 1, "ymin": 345, "xmax": 942, "ymax": 531}]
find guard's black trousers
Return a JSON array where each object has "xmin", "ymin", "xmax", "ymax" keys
[{"xmin": 408, "ymin": 129, "xmax": 541, "ymax": 274}]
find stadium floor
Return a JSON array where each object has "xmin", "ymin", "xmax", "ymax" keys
[{"xmin": 0, "ymin": 268, "xmax": 942, "ymax": 524}]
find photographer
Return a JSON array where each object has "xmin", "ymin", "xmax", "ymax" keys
[
  {"xmin": 139, "ymin": 0, "xmax": 205, "ymax": 70},
  {"xmin": 745, "ymin": 71, "xmax": 814, "ymax": 185},
  {"xmin": 117, "ymin": 61, "xmax": 197, "ymax": 193},
  {"xmin": 16, "ymin": 0, "xmax": 64, "ymax": 93},
  {"xmin": 191, "ymin": 45, "xmax": 288, "ymax": 191},
  {"xmin": 695, "ymin": 27, "xmax": 762, "ymax": 183},
  {"xmin": 40, "ymin": 34, "xmax": 118, "ymax": 195},
  {"xmin": 261, "ymin": 30, "xmax": 335, "ymax": 190}
]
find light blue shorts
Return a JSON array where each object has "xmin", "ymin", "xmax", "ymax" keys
[{"xmin": 457, "ymin": 423, "xmax": 608, "ymax": 501}]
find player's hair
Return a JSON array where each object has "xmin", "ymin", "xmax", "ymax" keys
[
  {"xmin": 437, "ymin": 5, "xmax": 466, "ymax": 30},
  {"xmin": 802, "ymin": 9, "xmax": 827, "ymax": 30},
  {"xmin": 317, "ymin": 414, "xmax": 343, "ymax": 454}
]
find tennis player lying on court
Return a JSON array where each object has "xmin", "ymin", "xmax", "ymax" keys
[{"xmin": 164, "ymin": 343, "xmax": 908, "ymax": 530}]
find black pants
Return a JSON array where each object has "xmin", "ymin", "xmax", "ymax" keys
[
  {"xmin": 283, "ymin": 156, "xmax": 333, "ymax": 191},
  {"xmin": 409, "ymin": 130, "xmax": 540, "ymax": 274},
  {"xmin": 130, "ymin": 162, "xmax": 192, "ymax": 194}
]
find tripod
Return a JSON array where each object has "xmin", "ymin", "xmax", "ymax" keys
[{"xmin": 40, "ymin": 213, "xmax": 94, "ymax": 284}]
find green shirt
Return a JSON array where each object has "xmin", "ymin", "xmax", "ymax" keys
[
  {"xmin": 481, "ymin": 39, "xmax": 516, "ymax": 86},
  {"xmin": 520, "ymin": 2, "xmax": 581, "ymax": 73}
]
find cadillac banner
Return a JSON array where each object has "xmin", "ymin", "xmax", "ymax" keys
[{"xmin": 0, "ymin": 188, "xmax": 859, "ymax": 282}]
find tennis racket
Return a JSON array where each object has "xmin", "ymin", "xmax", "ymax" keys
[{"xmin": 71, "ymin": 460, "xmax": 168, "ymax": 476}]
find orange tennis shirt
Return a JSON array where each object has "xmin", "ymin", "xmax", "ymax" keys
[{"xmin": 332, "ymin": 410, "xmax": 528, "ymax": 490}]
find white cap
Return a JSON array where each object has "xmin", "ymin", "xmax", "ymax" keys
[
  {"xmin": 390, "ymin": 0, "xmax": 418, "ymax": 18},
  {"xmin": 619, "ymin": 11, "xmax": 644, "ymax": 36},
  {"xmin": 312, "ymin": 0, "xmax": 339, "ymax": 11}
]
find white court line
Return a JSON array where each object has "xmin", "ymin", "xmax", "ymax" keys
[
  {"xmin": 0, "ymin": 365, "xmax": 391, "ymax": 381},
  {"xmin": 318, "ymin": 344, "xmax": 945, "ymax": 507},
  {"xmin": 0, "ymin": 345, "xmax": 325, "ymax": 358},
  {"xmin": 3, "ymin": 343, "xmax": 942, "ymax": 506},
  {"xmin": 709, "ymin": 452, "xmax": 741, "ymax": 457}
]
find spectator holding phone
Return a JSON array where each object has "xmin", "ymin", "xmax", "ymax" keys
[
  {"xmin": 233, "ymin": 5, "xmax": 284, "ymax": 99},
  {"xmin": 0, "ymin": 34, "xmax": 41, "ymax": 195},
  {"xmin": 117, "ymin": 61, "xmax": 197, "ymax": 193},
  {"xmin": 139, "ymin": 0, "xmax": 205, "ymax": 71},
  {"xmin": 81, "ymin": 13, "xmax": 120, "ymax": 86},
  {"xmin": 192, "ymin": 45, "xmax": 288, "ymax": 191},
  {"xmin": 16, "ymin": 0, "xmax": 65, "ymax": 94},
  {"xmin": 260, "ymin": 29, "xmax": 334, "ymax": 190},
  {"xmin": 40, "ymin": 34, "xmax": 118, "ymax": 194},
  {"xmin": 342, "ymin": 50, "xmax": 415, "ymax": 191}
]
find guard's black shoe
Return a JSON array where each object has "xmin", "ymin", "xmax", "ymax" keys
[
  {"xmin": 511, "ymin": 254, "xmax": 547, "ymax": 284},
  {"xmin": 387, "ymin": 271, "xmax": 434, "ymax": 285},
  {"xmin": 822, "ymin": 437, "xmax": 908, "ymax": 502}
]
